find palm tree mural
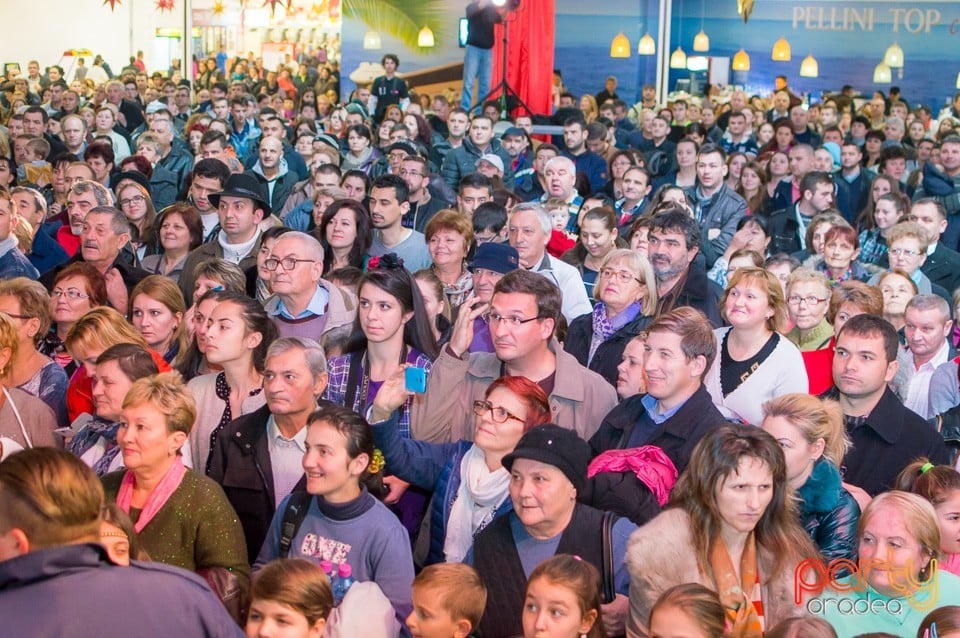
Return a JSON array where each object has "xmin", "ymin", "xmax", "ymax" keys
[{"xmin": 343, "ymin": 0, "xmax": 450, "ymax": 54}]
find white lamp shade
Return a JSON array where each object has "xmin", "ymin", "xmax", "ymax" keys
[
  {"xmin": 610, "ymin": 33, "xmax": 631, "ymax": 58},
  {"xmin": 873, "ymin": 61, "xmax": 892, "ymax": 84},
  {"xmin": 799, "ymin": 54, "xmax": 818, "ymax": 78},
  {"xmin": 363, "ymin": 30, "xmax": 382, "ymax": 50},
  {"xmin": 669, "ymin": 47, "xmax": 688, "ymax": 69},
  {"xmin": 771, "ymin": 37, "xmax": 791, "ymax": 61},
  {"xmin": 692, "ymin": 30, "xmax": 709, "ymax": 52},
  {"xmin": 417, "ymin": 25, "xmax": 435, "ymax": 48},
  {"xmin": 884, "ymin": 42, "xmax": 904, "ymax": 68},
  {"xmin": 638, "ymin": 33, "xmax": 656, "ymax": 55},
  {"xmin": 732, "ymin": 49, "xmax": 750, "ymax": 71}
]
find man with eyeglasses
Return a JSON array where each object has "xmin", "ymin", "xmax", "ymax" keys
[
  {"xmin": 400, "ymin": 155, "xmax": 449, "ymax": 234},
  {"xmin": 413, "ymin": 269, "xmax": 617, "ymax": 445},
  {"xmin": 867, "ymin": 221, "xmax": 952, "ymax": 306},
  {"xmin": 263, "ymin": 232, "xmax": 357, "ymax": 341}
]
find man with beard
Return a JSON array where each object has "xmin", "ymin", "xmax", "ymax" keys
[{"xmin": 647, "ymin": 208, "xmax": 722, "ymax": 327}]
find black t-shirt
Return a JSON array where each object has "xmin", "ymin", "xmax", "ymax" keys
[
  {"xmin": 719, "ymin": 331, "xmax": 780, "ymax": 397},
  {"xmin": 466, "ymin": 1, "xmax": 500, "ymax": 49}
]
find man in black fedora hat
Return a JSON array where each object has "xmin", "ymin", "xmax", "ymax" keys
[{"xmin": 178, "ymin": 173, "xmax": 269, "ymax": 303}]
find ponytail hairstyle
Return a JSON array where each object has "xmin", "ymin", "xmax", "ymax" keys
[{"xmin": 896, "ymin": 458, "xmax": 960, "ymax": 507}]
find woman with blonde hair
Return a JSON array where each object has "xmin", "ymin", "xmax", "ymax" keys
[
  {"xmin": 102, "ymin": 372, "xmax": 249, "ymax": 619},
  {"xmin": 579, "ymin": 94, "xmax": 599, "ymax": 123},
  {"xmin": 64, "ymin": 307, "xmax": 170, "ymax": 422},
  {"xmin": 425, "ymin": 210, "xmax": 475, "ymax": 313},
  {"xmin": 130, "ymin": 275, "xmax": 189, "ymax": 363},
  {"xmin": 761, "ymin": 394, "xmax": 860, "ymax": 562},
  {"xmin": 564, "ymin": 248, "xmax": 657, "ymax": 388},
  {"xmin": 705, "ymin": 267, "xmax": 807, "ymax": 426},
  {"xmin": 821, "ymin": 491, "xmax": 960, "ymax": 636}
]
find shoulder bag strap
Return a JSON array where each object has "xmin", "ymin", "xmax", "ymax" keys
[
  {"xmin": 601, "ymin": 510, "xmax": 616, "ymax": 604},
  {"xmin": 279, "ymin": 491, "xmax": 313, "ymax": 559}
]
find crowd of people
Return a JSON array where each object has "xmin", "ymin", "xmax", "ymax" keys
[{"xmin": 4, "ymin": 46, "xmax": 960, "ymax": 638}]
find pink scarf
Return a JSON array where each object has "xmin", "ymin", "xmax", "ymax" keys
[
  {"xmin": 587, "ymin": 446, "xmax": 679, "ymax": 506},
  {"xmin": 116, "ymin": 456, "xmax": 187, "ymax": 533}
]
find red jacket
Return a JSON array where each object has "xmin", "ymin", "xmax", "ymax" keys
[{"xmin": 66, "ymin": 349, "xmax": 171, "ymax": 422}]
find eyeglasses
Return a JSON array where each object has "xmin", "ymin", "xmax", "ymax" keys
[
  {"xmin": 472, "ymin": 400, "xmax": 525, "ymax": 424},
  {"xmin": 118, "ymin": 195, "xmax": 146, "ymax": 207},
  {"xmin": 52, "ymin": 288, "xmax": 90, "ymax": 300},
  {"xmin": 598, "ymin": 268, "xmax": 643, "ymax": 285},
  {"xmin": 786, "ymin": 295, "xmax": 828, "ymax": 306},
  {"xmin": 482, "ymin": 312, "xmax": 542, "ymax": 327},
  {"xmin": 889, "ymin": 248, "xmax": 921, "ymax": 257},
  {"xmin": 263, "ymin": 257, "xmax": 316, "ymax": 271}
]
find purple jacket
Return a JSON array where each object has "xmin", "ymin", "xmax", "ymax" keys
[{"xmin": 0, "ymin": 544, "xmax": 244, "ymax": 637}]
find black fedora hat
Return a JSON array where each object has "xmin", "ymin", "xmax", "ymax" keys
[{"xmin": 208, "ymin": 173, "xmax": 271, "ymax": 215}]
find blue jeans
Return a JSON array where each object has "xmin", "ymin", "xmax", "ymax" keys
[{"xmin": 461, "ymin": 44, "xmax": 492, "ymax": 113}]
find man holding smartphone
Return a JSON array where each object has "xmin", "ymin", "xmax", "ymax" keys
[{"xmin": 412, "ymin": 269, "xmax": 617, "ymax": 444}]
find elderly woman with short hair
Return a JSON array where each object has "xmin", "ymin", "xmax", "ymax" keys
[
  {"xmin": 426, "ymin": 210, "xmax": 475, "ymax": 312},
  {"xmin": 564, "ymin": 248, "xmax": 657, "ymax": 388},
  {"xmin": 102, "ymin": 372, "xmax": 249, "ymax": 619}
]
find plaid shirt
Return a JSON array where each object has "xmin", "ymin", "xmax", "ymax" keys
[
  {"xmin": 323, "ymin": 349, "xmax": 433, "ymax": 439},
  {"xmin": 857, "ymin": 228, "xmax": 889, "ymax": 267}
]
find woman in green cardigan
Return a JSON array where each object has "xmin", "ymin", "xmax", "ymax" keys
[{"xmin": 102, "ymin": 372, "xmax": 249, "ymax": 607}]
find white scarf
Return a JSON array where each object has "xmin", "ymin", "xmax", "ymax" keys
[
  {"xmin": 443, "ymin": 444, "xmax": 510, "ymax": 563},
  {"xmin": 218, "ymin": 229, "xmax": 260, "ymax": 265}
]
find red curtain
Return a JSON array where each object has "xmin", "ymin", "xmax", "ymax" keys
[{"xmin": 490, "ymin": 0, "xmax": 555, "ymax": 117}]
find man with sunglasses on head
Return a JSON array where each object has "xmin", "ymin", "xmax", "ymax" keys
[{"xmin": 412, "ymin": 269, "xmax": 617, "ymax": 445}]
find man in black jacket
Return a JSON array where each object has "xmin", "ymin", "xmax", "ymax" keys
[
  {"xmin": 648, "ymin": 209, "xmax": 723, "ymax": 327},
  {"xmin": 208, "ymin": 337, "xmax": 330, "ymax": 564},
  {"xmin": 585, "ymin": 307, "xmax": 727, "ymax": 524},
  {"xmin": 766, "ymin": 171, "xmax": 835, "ymax": 255},
  {"xmin": 914, "ymin": 198, "xmax": 960, "ymax": 294},
  {"xmin": 823, "ymin": 314, "xmax": 949, "ymax": 496}
]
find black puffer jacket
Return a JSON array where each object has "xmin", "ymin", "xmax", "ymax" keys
[
  {"xmin": 564, "ymin": 310, "xmax": 653, "ymax": 388},
  {"xmin": 797, "ymin": 457, "xmax": 861, "ymax": 563}
]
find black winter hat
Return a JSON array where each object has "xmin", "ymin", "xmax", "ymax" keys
[{"xmin": 502, "ymin": 424, "xmax": 591, "ymax": 492}]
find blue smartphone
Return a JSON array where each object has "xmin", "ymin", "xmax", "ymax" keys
[{"xmin": 404, "ymin": 366, "xmax": 428, "ymax": 393}]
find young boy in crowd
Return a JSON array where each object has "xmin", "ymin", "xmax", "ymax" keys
[{"xmin": 406, "ymin": 564, "xmax": 487, "ymax": 638}]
